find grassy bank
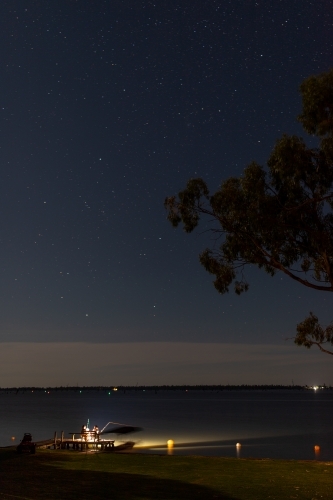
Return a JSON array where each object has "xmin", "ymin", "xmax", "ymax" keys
[{"xmin": 0, "ymin": 448, "xmax": 332, "ymax": 499}]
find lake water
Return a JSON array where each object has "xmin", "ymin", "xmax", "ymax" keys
[{"xmin": 1, "ymin": 389, "xmax": 332, "ymax": 461}]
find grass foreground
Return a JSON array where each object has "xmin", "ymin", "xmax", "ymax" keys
[{"xmin": 0, "ymin": 448, "xmax": 332, "ymax": 499}]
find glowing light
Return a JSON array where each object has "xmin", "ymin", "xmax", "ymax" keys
[
  {"xmin": 167, "ymin": 439, "xmax": 174, "ymax": 455},
  {"xmin": 236, "ymin": 443, "xmax": 241, "ymax": 447},
  {"xmin": 314, "ymin": 445, "xmax": 320, "ymax": 451},
  {"xmin": 11, "ymin": 436, "xmax": 15, "ymax": 441},
  {"xmin": 313, "ymin": 386, "xmax": 319, "ymax": 391},
  {"xmin": 113, "ymin": 387, "xmax": 118, "ymax": 391}
]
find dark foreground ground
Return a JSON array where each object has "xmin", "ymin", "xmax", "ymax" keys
[{"xmin": 0, "ymin": 448, "xmax": 332, "ymax": 499}]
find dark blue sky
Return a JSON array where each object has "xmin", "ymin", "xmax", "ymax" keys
[{"xmin": 0, "ymin": 1, "xmax": 332, "ymax": 384}]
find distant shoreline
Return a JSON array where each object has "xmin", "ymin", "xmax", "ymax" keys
[{"xmin": 0, "ymin": 384, "xmax": 331, "ymax": 392}]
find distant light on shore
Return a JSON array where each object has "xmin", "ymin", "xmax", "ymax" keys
[{"xmin": 167, "ymin": 439, "xmax": 174, "ymax": 448}]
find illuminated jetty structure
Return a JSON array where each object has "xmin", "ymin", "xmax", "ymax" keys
[
  {"xmin": 43, "ymin": 421, "xmax": 142, "ymax": 452},
  {"xmin": 52, "ymin": 431, "xmax": 115, "ymax": 451}
]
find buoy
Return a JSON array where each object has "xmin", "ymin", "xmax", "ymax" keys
[{"xmin": 167, "ymin": 439, "xmax": 174, "ymax": 448}]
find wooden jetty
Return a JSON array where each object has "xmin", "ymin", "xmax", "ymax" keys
[
  {"xmin": 2, "ymin": 434, "xmax": 135, "ymax": 453},
  {"xmin": 37, "ymin": 431, "xmax": 115, "ymax": 452}
]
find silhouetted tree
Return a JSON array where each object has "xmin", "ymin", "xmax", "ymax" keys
[{"xmin": 165, "ymin": 69, "xmax": 333, "ymax": 355}]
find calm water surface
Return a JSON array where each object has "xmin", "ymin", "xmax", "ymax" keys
[{"xmin": 0, "ymin": 390, "xmax": 332, "ymax": 461}]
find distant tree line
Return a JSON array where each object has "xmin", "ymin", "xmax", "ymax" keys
[{"xmin": 0, "ymin": 384, "xmax": 331, "ymax": 392}]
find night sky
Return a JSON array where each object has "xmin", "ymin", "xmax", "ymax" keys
[{"xmin": 1, "ymin": 1, "xmax": 332, "ymax": 386}]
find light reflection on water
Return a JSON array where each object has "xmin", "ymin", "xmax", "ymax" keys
[
  {"xmin": 1, "ymin": 390, "xmax": 333, "ymax": 460},
  {"xmin": 135, "ymin": 436, "xmax": 331, "ymax": 461}
]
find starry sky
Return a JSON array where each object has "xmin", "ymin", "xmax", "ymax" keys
[{"xmin": 1, "ymin": 1, "xmax": 332, "ymax": 386}]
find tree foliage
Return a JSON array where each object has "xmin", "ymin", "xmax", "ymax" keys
[
  {"xmin": 296, "ymin": 313, "xmax": 333, "ymax": 355},
  {"xmin": 165, "ymin": 69, "xmax": 333, "ymax": 355}
]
